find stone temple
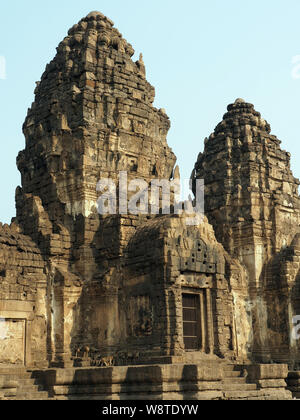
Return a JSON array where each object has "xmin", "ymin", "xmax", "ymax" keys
[{"xmin": 1, "ymin": 11, "xmax": 300, "ymax": 400}]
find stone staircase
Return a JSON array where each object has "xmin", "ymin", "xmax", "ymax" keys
[
  {"xmin": 222, "ymin": 364, "xmax": 261, "ymax": 400},
  {"xmin": 0, "ymin": 363, "xmax": 292, "ymax": 400},
  {"xmin": 222, "ymin": 364, "xmax": 292, "ymax": 400},
  {"xmin": 0, "ymin": 367, "xmax": 52, "ymax": 400}
]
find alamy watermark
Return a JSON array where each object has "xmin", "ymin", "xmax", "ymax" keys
[
  {"xmin": 96, "ymin": 172, "xmax": 204, "ymax": 226},
  {"xmin": 0, "ymin": 56, "xmax": 6, "ymax": 80},
  {"xmin": 292, "ymin": 56, "xmax": 300, "ymax": 80}
]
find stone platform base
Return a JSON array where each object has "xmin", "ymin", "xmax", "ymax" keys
[{"xmin": 28, "ymin": 362, "xmax": 292, "ymax": 401}]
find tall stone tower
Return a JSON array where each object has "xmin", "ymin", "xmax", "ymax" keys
[
  {"xmin": 15, "ymin": 11, "xmax": 177, "ymax": 366},
  {"xmin": 17, "ymin": 10, "xmax": 176, "ymax": 232}
]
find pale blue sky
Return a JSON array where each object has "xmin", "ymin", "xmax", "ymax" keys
[{"xmin": 1, "ymin": 0, "xmax": 300, "ymax": 223}]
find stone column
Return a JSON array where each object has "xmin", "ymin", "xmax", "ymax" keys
[
  {"xmin": 199, "ymin": 291, "xmax": 206, "ymax": 352},
  {"xmin": 50, "ymin": 284, "xmax": 82, "ymax": 368},
  {"xmin": 206, "ymin": 289, "xmax": 214, "ymax": 354}
]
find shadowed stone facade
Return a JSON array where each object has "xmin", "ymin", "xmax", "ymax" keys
[{"xmin": 0, "ymin": 12, "xmax": 299, "ymax": 400}]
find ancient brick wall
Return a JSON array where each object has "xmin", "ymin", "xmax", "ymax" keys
[{"xmin": 0, "ymin": 223, "xmax": 48, "ymax": 367}]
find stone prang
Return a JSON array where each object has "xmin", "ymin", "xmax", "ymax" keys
[{"xmin": 0, "ymin": 12, "xmax": 299, "ymax": 400}]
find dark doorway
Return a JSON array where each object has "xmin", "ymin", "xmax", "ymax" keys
[{"xmin": 182, "ymin": 294, "xmax": 200, "ymax": 350}]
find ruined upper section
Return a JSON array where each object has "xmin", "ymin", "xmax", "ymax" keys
[
  {"xmin": 17, "ymin": 11, "xmax": 176, "ymax": 220},
  {"xmin": 217, "ymin": 98, "xmax": 271, "ymax": 135},
  {"xmin": 202, "ymin": 99, "xmax": 273, "ymax": 151}
]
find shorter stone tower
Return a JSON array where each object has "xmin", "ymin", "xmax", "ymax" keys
[{"xmin": 192, "ymin": 98, "xmax": 300, "ymax": 365}]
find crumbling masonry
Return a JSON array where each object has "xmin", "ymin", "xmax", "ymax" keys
[{"xmin": 0, "ymin": 11, "xmax": 300, "ymax": 400}]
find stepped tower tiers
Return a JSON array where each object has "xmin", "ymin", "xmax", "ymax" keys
[
  {"xmin": 192, "ymin": 99, "xmax": 300, "ymax": 364},
  {"xmin": 18, "ymin": 10, "xmax": 176, "ymax": 224}
]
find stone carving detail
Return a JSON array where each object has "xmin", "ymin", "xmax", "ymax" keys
[{"xmin": 129, "ymin": 296, "xmax": 153, "ymax": 337}]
